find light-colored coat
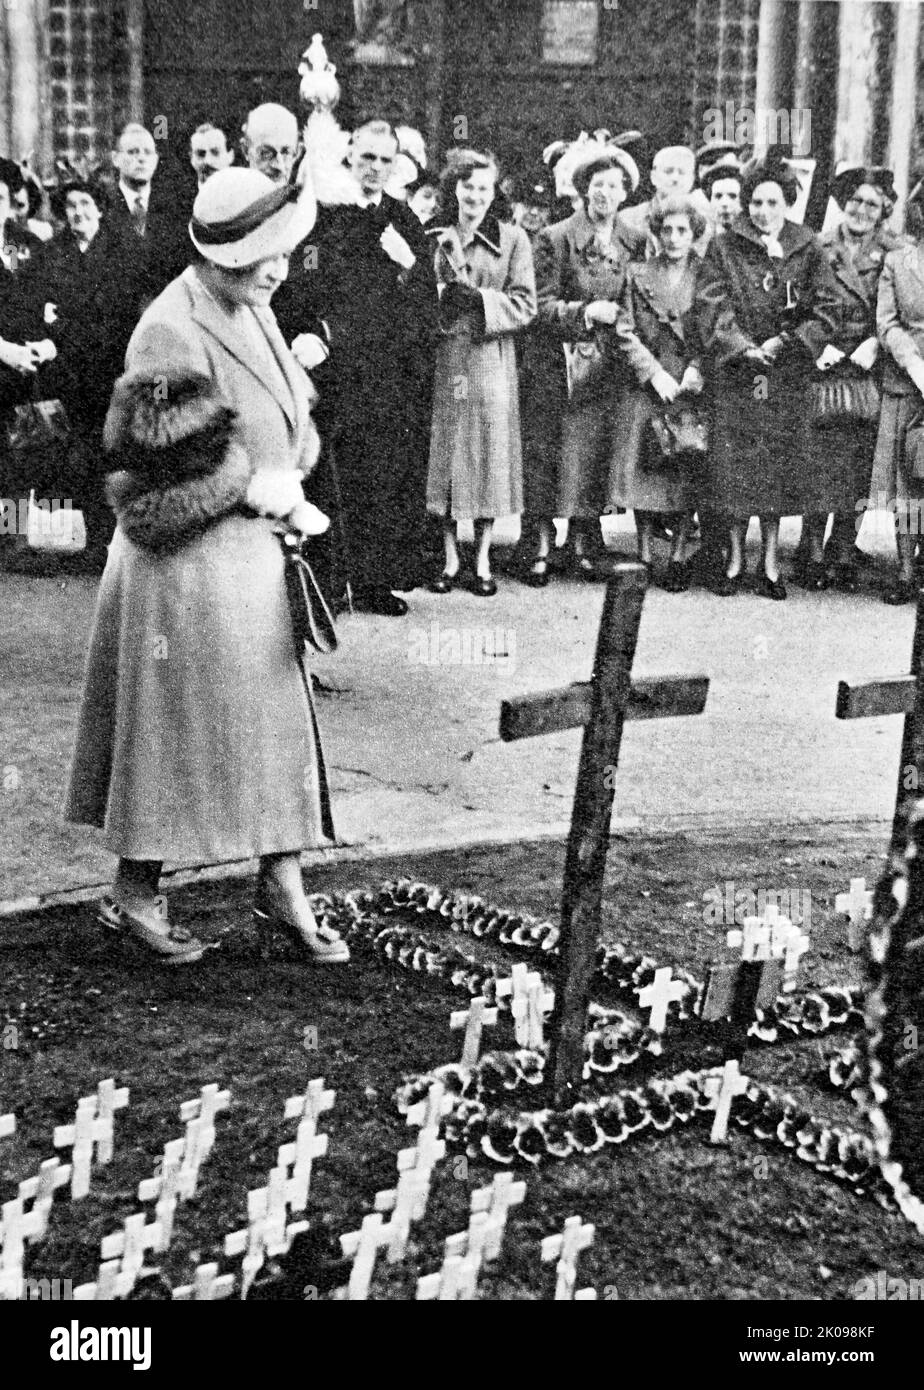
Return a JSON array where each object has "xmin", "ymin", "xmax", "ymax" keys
[
  {"xmin": 65, "ymin": 267, "xmax": 333, "ymax": 863},
  {"xmin": 873, "ymin": 241, "xmax": 924, "ymax": 497},
  {"xmin": 427, "ymin": 216, "xmax": 536, "ymax": 519}
]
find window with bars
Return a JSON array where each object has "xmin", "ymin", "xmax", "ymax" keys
[
  {"xmin": 692, "ymin": 0, "xmax": 760, "ymax": 128},
  {"xmin": 48, "ymin": 0, "xmax": 135, "ymax": 164}
]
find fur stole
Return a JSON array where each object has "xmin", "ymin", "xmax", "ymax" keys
[{"xmin": 104, "ymin": 371, "xmax": 254, "ymax": 551}]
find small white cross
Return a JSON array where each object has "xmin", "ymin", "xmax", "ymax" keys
[
  {"xmin": 406, "ymin": 1081, "xmax": 452, "ymax": 1132},
  {"xmin": 179, "ymin": 1084, "xmax": 229, "ymax": 1167},
  {"xmin": 727, "ymin": 919, "xmax": 771, "ymax": 961},
  {"xmin": 73, "ymin": 1259, "xmax": 132, "ymax": 1301},
  {"xmin": 138, "ymin": 1138, "xmax": 187, "ymax": 1249},
  {"xmin": 53, "ymin": 1095, "xmax": 117, "ymax": 1200},
  {"xmin": 375, "ymin": 1168, "xmax": 432, "ymax": 1262},
  {"xmin": 835, "ymin": 877, "xmax": 873, "ymax": 952},
  {"xmin": 416, "ymin": 1250, "xmax": 480, "ymax": 1301},
  {"xmin": 704, "ymin": 1061, "xmax": 749, "ymax": 1144},
  {"xmin": 0, "ymin": 1114, "xmax": 15, "ymax": 1141},
  {"xmin": 224, "ymin": 1187, "xmax": 273, "ymax": 1297},
  {"xmin": 541, "ymin": 1216, "xmax": 596, "ymax": 1300},
  {"xmin": 172, "ymin": 1262, "xmax": 235, "ymax": 1301},
  {"xmin": 17, "ymin": 1158, "xmax": 71, "ymax": 1240},
  {"xmin": 100, "ymin": 1212, "xmax": 164, "ymax": 1293},
  {"xmin": 1, "ymin": 1197, "xmax": 44, "ymax": 1295},
  {"xmin": 277, "ymin": 1118, "xmax": 328, "ymax": 1214},
  {"xmin": 638, "ymin": 967, "xmax": 686, "ymax": 1033},
  {"xmin": 470, "ymin": 1173, "xmax": 526, "ymax": 1261},
  {"xmin": 496, "ymin": 963, "xmax": 532, "ymax": 1046},
  {"xmin": 444, "ymin": 1210, "xmax": 492, "ymax": 1275},
  {"xmin": 93, "ymin": 1080, "xmax": 129, "ymax": 1163},
  {"xmin": 450, "ymin": 996, "xmax": 499, "ymax": 1067},
  {"xmin": 340, "ymin": 1213, "xmax": 391, "ymax": 1301},
  {"xmin": 283, "ymin": 1078, "xmax": 335, "ymax": 1125}
]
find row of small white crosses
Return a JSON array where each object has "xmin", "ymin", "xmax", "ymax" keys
[
  {"xmin": 727, "ymin": 906, "xmax": 809, "ymax": 988},
  {"xmin": 223, "ymin": 1078, "xmax": 334, "ymax": 1298},
  {"xmin": 704, "ymin": 1061, "xmax": 749, "ymax": 1145},
  {"xmin": 0, "ymin": 1112, "xmax": 72, "ymax": 1301},
  {"xmin": 52, "ymin": 1079, "xmax": 129, "ymax": 1200},
  {"xmin": 540, "ymin": 1216, "xmax": 596, "ymax": 1301},
  {"xmin": 496, "ymin": 963, "xmax": 555, "ymax": 1050},
  {"xmin": 835, "ymin": 877, "xmax": 873, "ymax": 953},
  {"xmin": 417, "ymin": 1173, "xmax": 527, "ymax": 1300}
]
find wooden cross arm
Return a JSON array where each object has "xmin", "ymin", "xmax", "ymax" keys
[
  {"xmin": 835, "ymin": 675, "xmax": 915, "ymax": 720},
  {"xmin": 499, "ymin": 675, "xmax": 709, "ymax": 743}
]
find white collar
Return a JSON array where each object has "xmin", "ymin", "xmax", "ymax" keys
[
  {"xmin": 120, "ymin": 181, "xmax": 150, "ymax": 209},
  {"xmin": 356, "ymin": 192, "xmax": 383, "ymax": 209}
]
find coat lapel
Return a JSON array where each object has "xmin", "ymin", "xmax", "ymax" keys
[{"xmin": 187, "ymin": 272, "xmax": 296, "ymax": 429}]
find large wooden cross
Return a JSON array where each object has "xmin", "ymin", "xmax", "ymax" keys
[
  {"xmin": 836, "ymin": 589, "xmax": 924, "ymax": 849},
  {"xmin": 499, "ymin": 563, "xmax": 709, "ymax": 1102}
]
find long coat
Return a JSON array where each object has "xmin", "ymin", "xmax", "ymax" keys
[
  {"xmin": 275, "ymin": 194, "xmax": 438, "ymax": 593},
  {"xmin": 65, "ymin": 267, "xmax": 334, "ymax": 864},
  {"xmin": 532, "ymin": 209, "xmax": 637, "ymax": 517},
  {"xmin": 427, "ymin": 215, "xmax": 536, "ymax": 519},
  {"xmin": 607, "ymin": 254, "xmax": 700, "ymax": 514},
  {"xmin": 809, "ymin": 223, "xmax": 899, "ymax": 509},
  {"xmin": 695, "ymin": 217, "xmax": 841, "ymax": 517},
  {"xmin": 873, "ymin": 240, "xmax": 924, "ymax": 497}
]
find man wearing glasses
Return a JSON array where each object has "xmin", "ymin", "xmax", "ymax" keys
[{"xmin": 242, "ymin": 104, "xmax": 301, "ymax": 187}]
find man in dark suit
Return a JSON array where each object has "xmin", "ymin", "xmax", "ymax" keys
[
  {"xmin": 275, "ymin": 119, "xmax": 439, "ymax": 616},
  {"xmin": 107, "ymin": 122, "xmax": 188, "ymax": 303}
]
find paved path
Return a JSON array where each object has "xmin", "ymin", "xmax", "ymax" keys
[{"xmin": 0, "ymin": 515, "xmax": 913, "ymax": 904}]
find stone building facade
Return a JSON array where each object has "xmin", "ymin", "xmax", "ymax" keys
[{"xmin": 1, "ymin": 0, "xmax": 922, "ymax": 223}]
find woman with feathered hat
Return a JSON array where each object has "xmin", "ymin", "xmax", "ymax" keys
[{"xmin": 65, "ymin": 168, "xmax": 350, "ymax": 966}]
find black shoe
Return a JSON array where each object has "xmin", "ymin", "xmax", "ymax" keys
[
  {"xmin": 661, "ymin": 560, "xmax": 690, "ymax": 593},
  {"xmin": 354, "ymin": 588, "xmax": 409, "ymax": 616},
  {"xmin": 796, "ymin": 560, "xmax": 828, "ymax": 592},
  {"xmin": 884, "ymin": 579, "xmax": 917, "ymax": 605},
  {"xmin": 709, "ymin": 562, "xmax": 745, "ymax": 596},
  {"xmin": 831, "ymin": 561, "xmax": 859, "ymax": 594},
  {"xmin": 428, "ymin": 570, "xmax": 459, "ymax": 594},
  {"xmin": 471, "ymin": 575, "xmax": 498, "ymax": 597},
  {"xmin": 755, "ymin": 574, "xmax": 787, "ymax": 601}
]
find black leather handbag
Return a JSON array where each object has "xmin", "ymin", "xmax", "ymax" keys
[{"xmin": 277, "ymin": 528, "xmax": 338, "ymax": 656}]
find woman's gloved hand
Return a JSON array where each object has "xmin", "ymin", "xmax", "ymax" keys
[
  {"xmin": 246, "ymin": 469, "xmax": 307, "ymax": 520},
  {"xmin": 441, "ymin": 281, "xmax": 482, "ymax": 321},
  {"xmin": 288, "ymin": 499, "xmax": 330, "ymax": 537}
]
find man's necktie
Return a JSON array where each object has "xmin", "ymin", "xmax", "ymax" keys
[{"xmin": 131, "ymin": 194, "xmax": 147, "ymax": 237}]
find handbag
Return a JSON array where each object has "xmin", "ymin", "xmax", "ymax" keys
[
  {"xmin": 565, "ymin": 337, "xmax": 610, "ymax": 405},
  {"xmin": 809, "ymin": 368, "xmax": 880, "ymax": 429},
  {"xmin": 4, "ymin": 398, "xmax": 71, "ymax": 452},
  {"xmin": 26, "ymin": 488, "xmax": 86, "ymax": 552},
  {"xmin": 277, "ymin": 528, "xmax": 338, "ymax": 656},
  {"xmin": 904, "ymin": 412, "xmax": 924, "ymax": 484},
  {"xmin": 645, "ymin": 397, "xmax": 710, "ymax": 469}
]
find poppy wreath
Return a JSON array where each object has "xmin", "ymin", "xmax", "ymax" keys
[{"xmin": 394, "ymin": 1061, "xmax": 891, "ymax": 1203}]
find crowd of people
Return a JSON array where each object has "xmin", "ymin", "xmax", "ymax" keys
[{"xmin": 2, "ymin": 106, "xmax": 924, "ymax": 608}]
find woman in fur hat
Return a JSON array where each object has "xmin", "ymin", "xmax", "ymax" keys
[{"xmin": 65, "ymin": 168, "xmax": 350, "ymax": 965}]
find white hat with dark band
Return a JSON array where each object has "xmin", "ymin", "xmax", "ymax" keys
[{"xmin": 189, "ymin": 168, "xmax": 316, "ymax": 269}]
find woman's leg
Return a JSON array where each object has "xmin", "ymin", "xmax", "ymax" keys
[
  {"xmin": 669, "ymin": 513, "xmax": 689, "ymax": 565},
  {"xmin": 806, "ymin": 514, "xmax": 827, "ymax": 564},
  {"xmin": 762, "ymin": 517, "xmax": 781, "ymax": 582},
  {"xmin": 726, "ymin": 522, "xmax": 745, "ymax": 579},
  {"xmin": 474, "ymin": 518, "xmax": 494, "ymax": 580},
  {"xmin": 896, "ymin": 511, "xmax": 916, "ymax": 585},
  {"xmin": 442, "ymin": 517, "xmax": 461, "ymax": 577},
  {"xmin": 636, "ymin": 513, "xmax": 653, "ymax": 566},
  {"xmin": 113, "ymin": 858, "xmax": 162, "ymax": 906},
  {"xmin": 258, "ymin": 851, "xmax": 318, "ymax": 935}
]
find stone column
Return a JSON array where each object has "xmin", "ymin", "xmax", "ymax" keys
[
  {"xmin": 5, "ymin": 0, "xmax": 43, "ymax": 162},
  {"xmin": 887, "ymin": 0, "xmax": 921, "ymax": 226},
  {"xmin": 834, "ymin": 0, "xmax": 879, "ymax": 169},
  {"xmin": 125, "ymin": 0, "xmax": 144, "ymax": 123},
  {"xmin": 753, "ymin": 0, "xmax": 789, "ymax": 157},
  {"xmin": 420, "ymin": 0, "xmax": 446, "ymax": 168}
]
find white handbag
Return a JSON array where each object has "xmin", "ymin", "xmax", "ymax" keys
[{"xmin": 26, "ymin": 489, "xmax": 86, "ymax": 552}]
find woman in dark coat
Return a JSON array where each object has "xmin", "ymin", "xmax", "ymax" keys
[
  {"xmin": 872, "ymin": 179, "xmax": 924, "ymax": 604},
  {"xmin": 695, "ymin": 157, "xmax": 840, "ymax": 599},
  {"xmin": 529, "ymin": 146, "xmax": 640, "ymax": 582},
  {"xmin": 607, "ymin": 194, "xmax": 706, "ymax": 590},
  {"xmin": 799, "ymin": 167, "xmax": 900, "ymax": 592},
  {"xmin": 34, "ymin": 177, "xmax": 144, "ymax": 567}
]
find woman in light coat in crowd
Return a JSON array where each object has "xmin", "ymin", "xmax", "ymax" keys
[
  {"xmin": 426, "ymin": 149, "xmax": 537, "ymax": 596},
  {"xmin": 66, "ymin": 169, "xmax": 349, "ymax": 965},
  {"xmin": 873, "ymin": 178, "xmax": 924, "ymax": 604},
  {"xmin": 528, "ymin": 146, "xmax": 640, "ymax": 583}
]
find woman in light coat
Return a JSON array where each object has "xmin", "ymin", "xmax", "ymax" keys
[
  {"xmin": 873, "ymin": 178, "xmax": 924, "ymax": 603},
  {"xmin": 65, "ymin": 168, "xmax": 349, "ymax": 965},
  {"xmin": 426, "ymin": 149, "xmax": 537, "ymax": 596}
]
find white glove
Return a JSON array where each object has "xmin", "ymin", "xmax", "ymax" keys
[
  {"xmin": 288, "ymin": 499, "xmax": 330, "ymax": 536},
  {"xmin": 679, "ymin": 364, "xmax": 704, "ymax": 395},
  {"xmin": 291, "ymin": 333, "xmax": 330, "ymax": 371},
  {"xmin": 27, "ymin": 339, "xmax": 57, "ymax": 364},
  {"xmin": 849, "ymin": 337, "xmax": 879, "ymax": 372},
  {"xmin": 380, "ymin": 223, "xmax": 416, "ymax": 270},
  {"xmin": 650, "ymin": 368, "xmax": 681, "ymax": 403},
  {"xmin": 0, "ymin": 340, "xmax": 37, "ymax": 375},
  {"xmin": 246, "ymin": 469, "xmax": 307, "ymax": 520},
  {"xmin": 816, "ymin": 343, "xmax": 846, "ymax": 372},
  {"xmin": 584, "ymin": 300, "xmax": 618, "ymax": 328}
]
